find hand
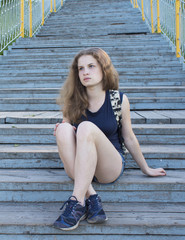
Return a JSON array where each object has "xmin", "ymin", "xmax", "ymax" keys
[
  {"xmin": 144, "ymin": 167, "xmax": 166, "ymax": 177},
  {"xmin": 53, "ymin": 123, "xmax": 60, "ymax": 136},
  {"xmin": 53, "ymin": 122, "xmax": 76, "ymax": 136}
]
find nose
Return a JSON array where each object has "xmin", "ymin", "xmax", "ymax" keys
[{"xmin": 83, "ymin": 67, "xmax": 89, "ymax": 75}]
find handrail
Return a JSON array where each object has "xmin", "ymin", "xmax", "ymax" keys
[
  {"xmin": 132, "ymin": 0, "xmax": 185, "ymax": 61},
  {"xmin": 0, "ymin": 0, "xmax": 65, "ymax": 54}
]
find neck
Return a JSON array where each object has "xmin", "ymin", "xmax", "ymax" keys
[
  {"xmin": 86, "ymin": 87, "xmax": 106, "ymax": 112},
  {"xmin": 86, "ymin": 86, "xmax": 105, "ymax": 100}
]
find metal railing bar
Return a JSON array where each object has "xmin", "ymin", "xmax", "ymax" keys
[
  {"xmin": 132, "ymin": 0, "xmax": 185, "ymax": 61},
  {"xmin": 0, "ymin": 0, "xmax": 66, "ymax": 54}
]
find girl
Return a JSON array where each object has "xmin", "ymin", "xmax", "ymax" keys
[{"xmin": 53, "ymin": 47, "xmax": 166, "ymax": 231}]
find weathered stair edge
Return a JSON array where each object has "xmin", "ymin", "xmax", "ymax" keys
[
  {"xmin": 1, "ymin": 110, "xmax": 185, "ymax": 124},
  {"xmin": 0, "ymin": 145, "xmax": 184, "ymax": 169},
  {"xmin": 0, "ymin": 202, "xmax": 185, "ymax": 239},
  {"xmin": 0, "ymin": 169, "xmax": 184, "ymax": 203}
]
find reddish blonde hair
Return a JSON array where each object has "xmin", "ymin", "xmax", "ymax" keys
[{"xmin": 57, "ymin": 47, "xmax": 119, "ymax": 124}]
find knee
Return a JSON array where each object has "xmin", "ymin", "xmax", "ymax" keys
[
  {"xmin": 76, "ymin": 121, "xmax": 96, "ymax": 142},
  {"xmin": 56, "ymin": 123, "xmax": 75, "ymax": 143}
]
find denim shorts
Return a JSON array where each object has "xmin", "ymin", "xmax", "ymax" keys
[{"xmin": 93, "ymin": 152, "xmax": 125, "ymax": 184}]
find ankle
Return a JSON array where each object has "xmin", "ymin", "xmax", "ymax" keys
[
  {"xmin": 71, "ymin": 195, "xmax": 85, "ymax": 206},
  {"xmin": 86, "ymin": 191, "xmax": 97, "ymax": 199},
  {"xmin": 87, "ymin": 194, "xmax": 98, "ymax": 200}
]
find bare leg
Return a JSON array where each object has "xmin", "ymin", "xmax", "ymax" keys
[
  {"xmin": 56, "ymin": 123, "xmax": 96, "ymax": 202},
  {"xmin": 72, "ymin": 121, "xmax": 123, "ymax": 204}
]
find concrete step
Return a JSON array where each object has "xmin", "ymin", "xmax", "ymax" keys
[
  {"xmin": 38, "ymin": 25, "xmax": 148, "ymax": 36},
  {"xmin": 0, "ymin": 97, "xmax": 184, "ymax": 111},
  {"xmin": 1, "ymin": 72, "xmax": 184, "ymax": 80},
  {"xmin": 16, "ymin": 33, "xmax": 169, "ymax": 41},
  {"xmin": 0, "ymin": 87, "xmax": 184, "ymax": 98},
  {"xmin": 38, "ymin": 27, "xmax": 148, "ymax": 36},
  {"xmin": 5, "ymin": 47, "xmax": 174, "ymax": 56},
  {"xmin": 0, "ymin": 144, "xmax": 184, "ymax": 169},
  {"xmin": 0, "ymin": 73, "xmax": 184, "ymax": 81},
  {"xmin": 0, "ymin": 169, "xmax": 184, "ymax": 202},
  {"xmin": 1, "ymin": 66, "xmax": 182, "ymax": 73},
  {"xmin": 7, "ymin": 49, "xmax": 173, "ymax": 57},
  {"xmin": 0, "ymin": 61, "xmax": 182, "ymax": 69},
  {"xmin": 14, "ymin": 35, "xmax": 171, "ymax": 45},
  {"xmin": 0, "ymin": 52, "xmax": 180, "ymax": 61},
  {"xmin": 0, "ymin": 79, "xmax": 183, "ymax": 89},
  {"xmin": 0, "ymin": 98, "xmax": 60, "ymax": 111},
  {"xmin": 1, "ymin": 110, "xmax": 185, "ymax": 124},
  {"xmin": 0, "ymin": 75, "xmax": 184, "ymax": 85},
  {"xmin": 0, "ymin": 202, "xmax": 184, "ymax": 239},
  {"xmin": 5, "ymin": 41, "xmax": 173, "ymax": 50},
  {"xmin": 32, "ymin": 33, "xmax": 168, "ymax": 40},
  {"xmin": 0, "ymin": 57, "xmax": 180, "ymax": 66},
  {"xmin": 10, "ymin": 40, "xmax": 171, "ymax": 48},
  {"xmin": 0, "ymin": 124, "xmax": 184, "ymax": 145}
]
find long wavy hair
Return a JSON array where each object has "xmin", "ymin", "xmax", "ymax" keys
[{"xmin": 57, "ymin": 47, "xmax": 119, "ymax": 124}]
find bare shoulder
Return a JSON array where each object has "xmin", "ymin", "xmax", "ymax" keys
[
  {"xmin": 120, "ymin": 94, "xmax": 132, "ymax": 133},
  {"xmin": 121, "ymin": 94, "xmax": 130, "ymax": 113}
]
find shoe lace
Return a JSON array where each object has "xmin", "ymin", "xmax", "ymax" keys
[
  {"xmin": 60, "ymin": 196, "xmax": 78, "ymax": 217},
  {"xmin": 87, "ymin": 196, "xmax": 101, "ymax": 212}
]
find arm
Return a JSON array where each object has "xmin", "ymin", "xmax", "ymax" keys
[{"xmin": 121, "ymin": 94, "xmax": 166, "ymax": 177}]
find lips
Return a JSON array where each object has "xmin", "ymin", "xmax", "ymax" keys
[{"xmin": 84, "ymin": 77, "xmax": 91, "ymax": 81}]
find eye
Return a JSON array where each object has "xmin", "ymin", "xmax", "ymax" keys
[
  {"xmin": 78, "ymin": 67, "xmax": 83, "ymax": 71},
  {"xmin": 89, "ymin": 64, "xmax": 95, "ymax": 68}
]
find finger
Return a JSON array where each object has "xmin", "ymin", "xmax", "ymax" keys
[
  {"xmin": 159, "ymin": 168, "xmax": 166, "ymax": 174},
  {"xmin": 53, "ymin": 129, "xmax": 57, "ymax": 136},
  {"xmin": 53, "ymin": 123, "xmax": 60, "ymax": 136},
  {"xmin": 158, "ymin": 169, "xmax": 166, "ymax": 176},
  {"xmin": 54, "ymin": 123, "xmax": 60, "ymax": 132}
]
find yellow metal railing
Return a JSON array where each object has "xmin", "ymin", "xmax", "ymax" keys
[
  {"xmin": 131, "ymin": 0, "xmax": 185, "ymax": 60},
  {"xmin": 0, "ymin": 0, "xmax": 65, "ymax": 53}
]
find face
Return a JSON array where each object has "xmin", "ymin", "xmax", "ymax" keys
[{"xmin": 78, "ymin": 55, "xmax": 103, "ymax": 88}]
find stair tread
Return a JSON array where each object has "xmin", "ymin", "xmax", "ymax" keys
[
  {"xmin": 0, "ymin": 145, "xmax": 184, "ymax": 170},
  {"xmin": 0, "ymin": 123, "xmax": 185, "ymax": 129},
  {"xmin": 1, "ymin": 110, "xmax": 185, "ymax": 120},
  {"xmin": 0, "ymin": 144, "xmax": 184, "ymax": 154},
  {"xmin": 0, "ymin": 169, "xmax": 184, "ymax": 186},
  {"xmin": 0, "ymin": 202, "xmax": 184, "ymax": 228},
  {"xmin": 0, "ymin": 86, "xmax": 185, "ymax": 91}
]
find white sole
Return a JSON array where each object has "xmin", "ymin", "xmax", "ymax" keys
[{"xmin": 54, "ymin": 214, "xmax": 87, "ymax": 231}]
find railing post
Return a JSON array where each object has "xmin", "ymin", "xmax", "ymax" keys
[
  {"xmin": 176, "ymin": 0, "xmax": 181, "ymax": 58},
  {"xmin": 41, "ymin": 0, "xmax": 44, "ymax": 25},
  {"xmin": 50, "ymin": 0, "xmax": 53, "ymax": 12},
  {"xmin": 134, "ymin": 0, "xmax": 138, "ymax": 8},
  {"xmin": 157, "ymin": 0, "xmax": 161, "ymax": 33},
  {"xmin": 20, "ymin": 0, "xmax": 24, "ymax": 37},
  {"xmin": 29, "ymin": 0, "xmax": 32, "ymax": 37},
  {"xmin": 141, "ymin": 0, "xmax": 145, "ymax": 21},
  {"xmin": 54, "ymin": 0, "xmax": 56, "ymax": 12},
  {"xmin": 150, "ymin": 0, "xmax": 154, "ymax": 33}
]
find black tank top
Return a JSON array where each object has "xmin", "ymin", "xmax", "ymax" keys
[{"xmin": 75, "ymin": 90, "xmax": 124, "ymax": 154}]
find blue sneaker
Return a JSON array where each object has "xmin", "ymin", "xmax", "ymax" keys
[
  {"xmin": 53, "ymin": 196, "xmax": 87, "ymax": 231},
  {"xmin": 86, "ymin": 194, "xmax": 108, "ymax": 224}
]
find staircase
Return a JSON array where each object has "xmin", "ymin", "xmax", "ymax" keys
[{"xmin": 0, "ymin": 0, "xmax": 185, "ymax": 239}]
